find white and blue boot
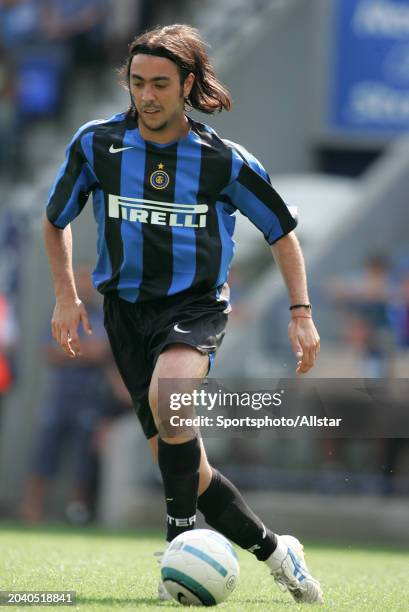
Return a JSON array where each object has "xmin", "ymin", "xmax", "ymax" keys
[{"xmin": 265, "ymin": 534, "xmax": 323, "ymax": 604}]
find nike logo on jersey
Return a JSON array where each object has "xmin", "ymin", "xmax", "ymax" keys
[
  {"xmin": 173, "ymin": 324, "xmax": 191, "ymax": 334},
  {"xmin": 109, "ymin": 144, "xmax": 135, "ymax": 154}
]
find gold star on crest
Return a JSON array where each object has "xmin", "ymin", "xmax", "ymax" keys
[{"xmin": 158, "ymin": 163, "xmax": 164, "ymax": 170}]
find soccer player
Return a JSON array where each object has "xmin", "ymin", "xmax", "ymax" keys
[{"xmin": 43, "ymin": 25, "xmax": 322, "ymax": 604}]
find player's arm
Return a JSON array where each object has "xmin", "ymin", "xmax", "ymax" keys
[
  {"xmin": 43, "ymin": 217, "xmax": 92, "ymax": 358},
  {"xmin": 271, "ymin": 231, "xmax": 320, "ymax": 374},
  {"xmin": 222, "ymin": 147, "xmax": 320, "ymax": 373}
]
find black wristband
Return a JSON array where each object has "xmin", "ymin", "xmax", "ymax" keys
[{"xmin": 289, "ymin": 304, "xmax": 312, "ymax": 311}]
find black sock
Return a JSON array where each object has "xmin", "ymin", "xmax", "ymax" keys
[
  {"xmin": 197, "ymin": 469, "xmax": 277, "ymax": 561},
  {"xmin": 158, "ymin": 437, "xmax": 201, "ymax": 542}
]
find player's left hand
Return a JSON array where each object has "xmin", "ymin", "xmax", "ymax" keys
[{"xmin": 288, "ymin": 317, "xmax": 320, "ymax": 374}]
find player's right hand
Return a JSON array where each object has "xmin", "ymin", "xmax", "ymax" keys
[{"xmin": 51, "ymin": 298, "xmax": 92, "ymax": 358}]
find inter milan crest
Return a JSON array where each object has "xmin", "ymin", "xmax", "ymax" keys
[{"xmin": 150, "ymin": 163, "xmax": 170, "ymax": 190}]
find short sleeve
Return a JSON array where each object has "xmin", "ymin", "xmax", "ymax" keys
[
  {"xmin": 221, "ymin": 148, "xmax": 297, "ymax": 244},
  {"xmin": 46, "ymin": 127, "xmax": 97, "ymax": 229}
]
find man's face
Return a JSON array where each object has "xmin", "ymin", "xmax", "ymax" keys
[{"xmin": 129, "ymin": 54, "xmax": 193, "ymax": 133}]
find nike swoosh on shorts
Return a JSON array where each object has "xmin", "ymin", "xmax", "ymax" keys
[{"xmin": 173, "ymin": 324, "xmax": 191, "ymax": 334}]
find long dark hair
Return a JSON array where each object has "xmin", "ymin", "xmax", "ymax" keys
[{"xmin": 120, "ymin": 24, "xmax": 232, "ymax": 116}]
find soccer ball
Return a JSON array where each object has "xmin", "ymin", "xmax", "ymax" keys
[{"xmin": 161, "ymin": 529, "xmax": 240, "ymax": 606}]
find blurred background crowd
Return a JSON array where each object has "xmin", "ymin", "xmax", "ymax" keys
[
  {"xmin": 0, "ymin": 0, "xmax": 408, "ymax": 542},
  {"xmin": 0, "ymin": 0, "xmax": 181, "ymax": 182}
]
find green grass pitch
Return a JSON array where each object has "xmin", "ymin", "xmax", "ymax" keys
[{"xmin": 1, "ymin": 524, "xmax": 409, "ymax": 611}]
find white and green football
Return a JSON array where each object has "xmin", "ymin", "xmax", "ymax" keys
[{"xmin": 161, "ymin": 529, "xmax": 240, "ymax": 606}]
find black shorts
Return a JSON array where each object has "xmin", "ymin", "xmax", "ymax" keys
[{"xmin": 103, "ymin": 291, "xmax": 229, "ymax": 439}]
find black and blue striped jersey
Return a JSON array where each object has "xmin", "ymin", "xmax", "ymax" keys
[{"xmin": 46, "ymin": 112, "xmax": 297, "ymax": 303}]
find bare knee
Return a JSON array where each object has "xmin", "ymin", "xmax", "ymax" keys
[{"xmin": 148, "ymin": 345, "xmax": 209, "ymax": 442}]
